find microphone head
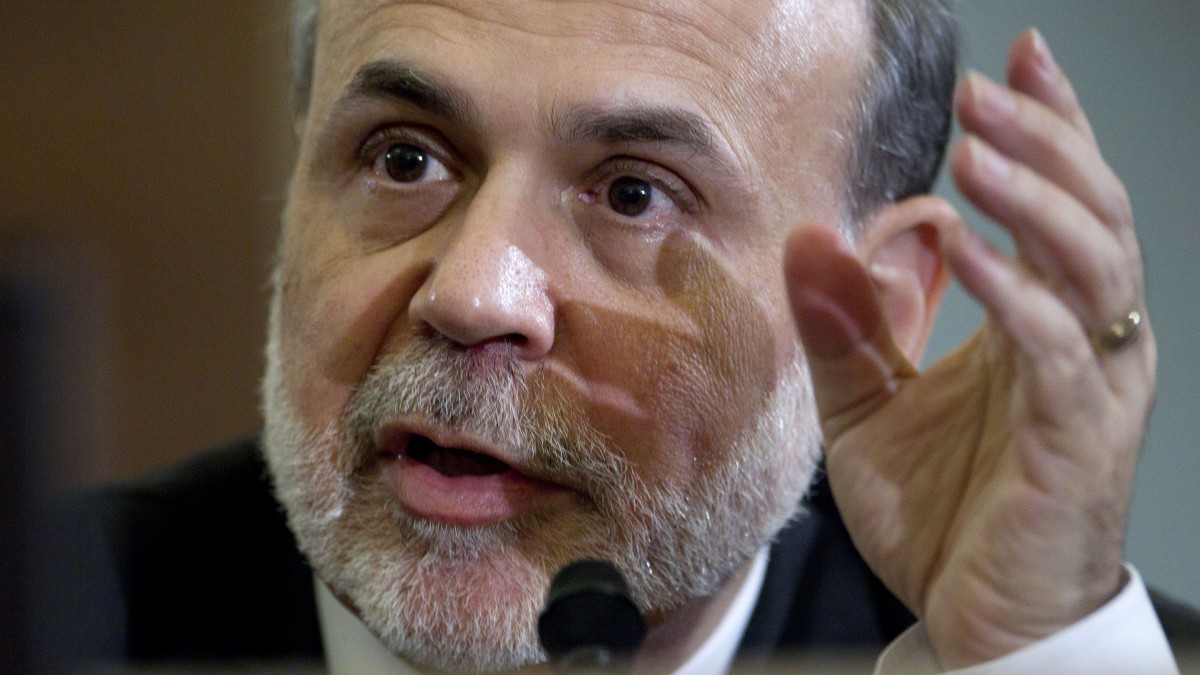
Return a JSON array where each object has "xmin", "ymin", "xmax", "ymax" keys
[{"xmin": 538, "ymin": 560, "xmax": 646, "ymax": 669}]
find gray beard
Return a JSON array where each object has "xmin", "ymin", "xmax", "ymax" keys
[{"xmin": 261, "ymin": 306, "xmax": 822, "ymax": 672}]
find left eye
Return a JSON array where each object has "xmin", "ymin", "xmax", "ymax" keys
[
  {"xmin": 607, "ymin": 176, "xmax": 654, "ymax": 217},
  {"xmin": 373, "ymin": 142, "xmax": 452, "ymax": 184}
]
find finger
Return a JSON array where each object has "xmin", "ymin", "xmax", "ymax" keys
[
  {"xmin": 950, "ymin": 135, "xmax": 1141, "ymax": 334},
  {"xmin": 945, "ymin": 224, "xmax": 1110, "ymax": 419},
  {"xmin": 1006, "ymin": 28, "xmax": 1096, "ymax": 146},
  {"xmin": 955, "ymin": 71, "xmax": 1133, "ymax": 235},
  {"xmin": 784, "ymin": 223, "xmax": 914, "ymax": 441}
]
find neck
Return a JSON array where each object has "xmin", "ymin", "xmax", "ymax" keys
[{"xmin": 631, "ymin": 556, "xmax": 759, "ymax": 673}]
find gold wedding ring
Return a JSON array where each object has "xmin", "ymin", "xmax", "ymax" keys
[{"xmin": 1093, "ymin": 309, "xmax": 1143, "ymax": 352}]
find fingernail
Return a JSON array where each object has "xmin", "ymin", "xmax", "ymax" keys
[
  {"xmin": 1030, "ymin": 28, "xmax": 1058, "ymax": 75},
  {"xmin": 970, "ymin": 137, "xmax": 1011, "ymax": 181},
  {"xmin": 970, "ymin": 72, "xmax": 1017, "ymax": 120}
]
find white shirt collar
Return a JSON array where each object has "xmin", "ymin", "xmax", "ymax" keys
[
  {"xmin": 672, "ymin": 548, "xmax": 768, "ymax": 675},
  {"xmin": 317, "ymin": 549, "xmax": 769, "ymax": 675}
]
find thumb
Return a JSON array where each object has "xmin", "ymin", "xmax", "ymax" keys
[{"xmin": 784, "ymin": 223, "xmax": 916, "ymax": 442}]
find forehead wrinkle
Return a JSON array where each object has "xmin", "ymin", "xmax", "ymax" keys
[
  {"xmin": 334, "ymin": 0, "xmax": 768, "ymax": 64},
  {"xmin": 629, "ymin": 0, "xmax": 760, "ymax": 56},
  {"xmin": 336, "ymin": 0, "xmax": 681, "ymax": 46},
  {"xmin": 323, "ymin": 0, "xmax": 796, "ymax": 111}
]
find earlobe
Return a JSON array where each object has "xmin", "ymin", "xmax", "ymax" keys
[{"xmin": 858, "ymin": 196, "xmax": 958, "ymax": 364}]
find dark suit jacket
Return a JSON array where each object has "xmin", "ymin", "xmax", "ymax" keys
[{"xmin": 36, "ymin": 437, "xmax": 1200, "ymax": 670}]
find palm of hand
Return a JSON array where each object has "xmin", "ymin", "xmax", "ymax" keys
[{"xmin": 825, "ymin": 325, "xmax": 1139, "ymax": 666}]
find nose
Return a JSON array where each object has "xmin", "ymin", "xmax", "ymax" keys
[{"xmin": 409, "ymin": 199, "xmax": 556, "ymax": 360}]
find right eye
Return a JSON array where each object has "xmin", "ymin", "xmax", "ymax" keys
[{"xmin": 372, "ymin": 142, "xmax": 453, "ymax": 184}]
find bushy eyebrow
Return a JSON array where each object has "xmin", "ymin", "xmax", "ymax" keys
[
  {"xmin": 337, "ymin": 60, "xmax": 478, "ymax": 123},
  {"xmin": 549, "ymin": 105, "xmax": 717, "ymax": 158}
]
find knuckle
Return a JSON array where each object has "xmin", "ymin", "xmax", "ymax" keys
[
  {"xmin": 1106, "ymin": 182, "xmax": 1134, "ymax": 228},
  {"xmin": 1038, "ymin": 343, "xmax": 1096, "ymax": 398}
]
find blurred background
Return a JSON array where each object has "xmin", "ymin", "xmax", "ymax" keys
[
  {"xmin": 3, "ymin": 1, "xmax": 291, "ymax": 486},
  {"xmin": 1, "ymin": 0, "xmax": 1195, "ymax": 635}
]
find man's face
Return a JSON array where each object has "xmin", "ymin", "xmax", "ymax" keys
[{"xmin": 264, "ymin": 0, "xmax": 868, "ymax": 670}]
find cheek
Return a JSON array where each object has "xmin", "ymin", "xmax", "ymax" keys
[
  {"xmin": 559, "ymin": 233, "xmax": 789, "ymax": 477},
  {"xmin": 657, "ymin": 235, "xmax": 788, "ymax": 462},
  {"xmin": 275, "ymin": 245, "xmax": 427, "ymax": 426}
]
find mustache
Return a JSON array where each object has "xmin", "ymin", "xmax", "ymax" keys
[{"xmin": 342, "ymin": 331, "xmax": 632, "ymax": 495}]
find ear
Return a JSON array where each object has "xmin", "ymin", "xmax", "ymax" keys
[{"xmin": 857, "ymin": 195, "xmax": 956, "ymax": 365}]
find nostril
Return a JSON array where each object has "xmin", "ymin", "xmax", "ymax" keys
[{"xmin": 408, "ymin": 239, "xmax": 555, "ymax": 356}]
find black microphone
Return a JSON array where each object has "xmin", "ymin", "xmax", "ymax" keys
[{"xmin": 538, "ymin": 560, "xmax": 646, "ymax": 672}]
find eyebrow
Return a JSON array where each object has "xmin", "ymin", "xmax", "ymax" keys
[
  {"xmin": 551, "ymin": 105, "xmax": 718, "ymax": 158},
  {"xmin": 338, "ymin": 60, "xmax": 477, "ymax": 123}
]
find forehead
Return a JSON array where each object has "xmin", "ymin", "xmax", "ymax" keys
[
  {"xmin": 312, "ymin": 0, "xmax": 868, "ymax": 125},
  {"xmin": 319, "ymin": 0, "xmax": 858, "ymax": 58}
]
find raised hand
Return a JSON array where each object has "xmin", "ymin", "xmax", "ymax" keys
[{"xmin": 783, "ymin": 29, "xmax": 1156, "ymax": 667}]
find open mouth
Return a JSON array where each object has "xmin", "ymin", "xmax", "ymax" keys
[
  {"xmin": 404, "ymin": 435, "xmax": 512, "ymax": 478},
  {"xmin": 377, "ymin": 429, "xmax": 571, "ymax": 525}
]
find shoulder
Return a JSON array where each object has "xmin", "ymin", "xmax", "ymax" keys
[
  {"xmin": 1150, "ymin": 587, "xmax": 1200, "ymax": 663},
  {"xmin": 40, "ymin": 437, "xmax": 322, "ymax": 664},
  {"xmin": 741, "ymin": 470, "xmax": 915, "ymax": 660},
  {"xmin": 81, "ymin": 438, "xmax": 276, "ymax": 535}
]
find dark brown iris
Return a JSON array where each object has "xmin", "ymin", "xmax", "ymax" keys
[
  {"xmin": 607, "ymin": 176, "xmax": 652, "ymax": 216},
  {"xmin": 384, "ymin": 143, "xmax": 428, "ymax": 182}
]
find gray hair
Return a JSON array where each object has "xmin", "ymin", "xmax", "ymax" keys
[
  {"xmin": 846, "ymin": 0, "xmax": 958, "ymax": 228},
  {"xmin": 287, "ymin": 0, "xmax": 957, "ymax": 228}
]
